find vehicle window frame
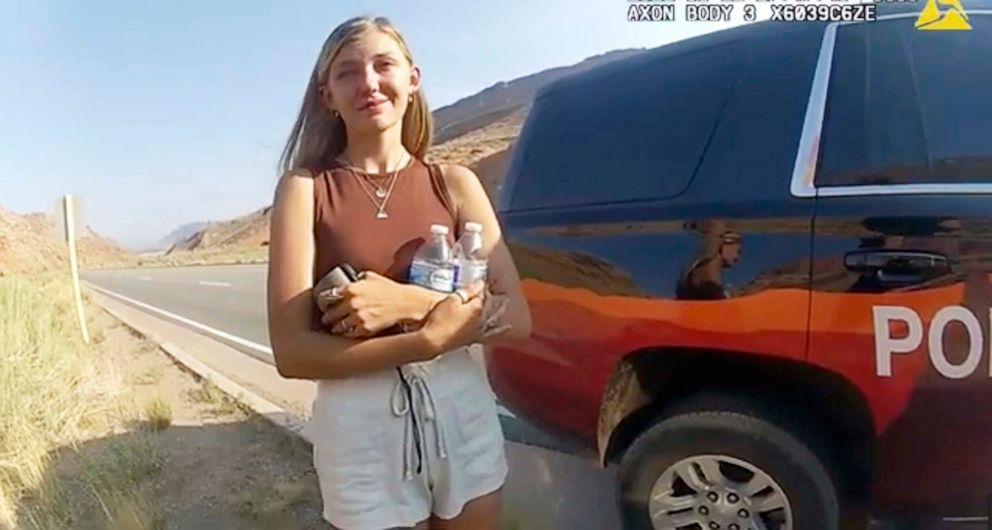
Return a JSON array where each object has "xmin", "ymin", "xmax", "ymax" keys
[{"xmin": 790, "ymin": 11, "xmax": 992, "ymax": 199}]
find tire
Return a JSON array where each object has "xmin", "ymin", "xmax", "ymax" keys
[{"xmin": 617, "ymin": 392, "xmax": 840, "ymax": 530}]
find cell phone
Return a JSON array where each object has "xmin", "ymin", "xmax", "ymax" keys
[{"xmin": 314, "ymin": 263, "xmax": 359, "ymax": 299}]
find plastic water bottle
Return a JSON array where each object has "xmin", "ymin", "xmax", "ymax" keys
[
  {"xmin": 454, "ymin": 222, "xmax": 488, "ymax": 289},
  {"xmin": 409, "ymin": 224, "xmax": 456, "ymax": 293}
]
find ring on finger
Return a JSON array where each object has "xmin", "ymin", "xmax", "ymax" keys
[{"xmin": 324, "ymin": 286, "xmax": 343, "ymax": 302}]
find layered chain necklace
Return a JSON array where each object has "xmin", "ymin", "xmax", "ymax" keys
[{"xmin": 340, "ymin": 152, "xmax": 410, "ymax": 220}]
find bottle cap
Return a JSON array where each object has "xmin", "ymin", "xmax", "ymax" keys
[
  {"xmin": 465, "ymin": 222, "xmax": 483, "ymax": 233},
  {"xmin": 430, "ymin": 224, "xmax": 449, "ymax": 235}
]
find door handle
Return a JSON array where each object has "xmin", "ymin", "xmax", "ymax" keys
[{"xmin": 844, "ymin": 250, "xmax": 949, "ymax": 283}]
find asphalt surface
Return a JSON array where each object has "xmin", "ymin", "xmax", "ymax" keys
[{"xmin": 82, "ymin": 264, "xmax": 623, "ymax": 530}]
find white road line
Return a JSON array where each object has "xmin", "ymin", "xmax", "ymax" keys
[
  {"xmin": 84, "ymin": 282, "xmax": 273, "ymax": 356},
  {"xmin": 82, "ymin": 281, "xmax": 518, "ymax": 420},
  {"xmin": 138, "ymin": 276, "xmax": 152, "ymax": 281},
  {"xmin": 198, "ymin": 280, "xmax": 232, "ymax": 287}
]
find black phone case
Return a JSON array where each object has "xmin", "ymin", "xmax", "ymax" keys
[{"xmin": 340, "ymin": 263, "xmax": 359, "ymax": 282}]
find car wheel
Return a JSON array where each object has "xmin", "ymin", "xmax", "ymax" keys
[{"xmin": 617, "ymin": 393, "xmax": 839, "ymax": 530}]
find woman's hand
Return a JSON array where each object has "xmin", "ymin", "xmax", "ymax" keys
[
  {"xmin": 417, "ymin": 281, "xmax": 511, "ymax": 359},
  {"xmin": 320, "ymin": 271, "xmax": 417, "ymax": 338}
]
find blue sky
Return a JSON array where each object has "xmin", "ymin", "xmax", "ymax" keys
[{"xmin": 0, "ymin": 1, "xmax": 742, "ymax": 250}]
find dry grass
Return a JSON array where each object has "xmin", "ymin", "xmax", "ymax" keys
[
  {"xmin": 0, "ymin": 273, "xmax": 160, "ymax": 530},
  {"xmin": 143, "ymin": 397, "xmax": 172, "ymax": 433},
  {"xmin": 132, "ymin": 366, "xmax": 164, "ymax": 386},
  {"xmin": 237, "ymin": 481, "xmax": 312, "ymax": 522},
  {"xmin": 184, "ymin": 383, "xmax": 242, "ymax": 417},
  {"xmin": 63, "ymin": 435, "xmax": 162, "ymax": 530}
]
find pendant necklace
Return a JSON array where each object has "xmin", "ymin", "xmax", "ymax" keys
[{"xmin": 343, "ymin": 153, "xmax": 409, "ymax": 220}]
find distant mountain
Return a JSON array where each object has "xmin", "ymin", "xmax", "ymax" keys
[
  {"xmin": 432, "ymin": 48, "xmax": 646, "ymax": 144},
  {"xmin": 153, "ymin": 221, "xmax": 213, "ymax": 251},
  {"xmin": 0, "ymin": 204, "xmax": 132, "ymax": 275},
  {"xmin": 166, "ymin": 207, "xmax": 270, "ymax": 254},
  {"xmin": 155, "ymin": 48, "xmax": 646, "ymax": 262}
]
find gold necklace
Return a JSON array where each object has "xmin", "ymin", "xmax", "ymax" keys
[
  {"xmin": 343, "ymin": 153, "xmax": 409, "ymax": 219},
  {"xmin": 358, "ymin": 171, "xmax": 391, "ymax": 198}
]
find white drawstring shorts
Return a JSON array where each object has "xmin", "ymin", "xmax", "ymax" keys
[{"xmin": 310, "ymin": 346, "xmax": 508, "ymax": 530}]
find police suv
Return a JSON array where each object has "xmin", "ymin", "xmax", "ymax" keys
[{"xmin": 487, "ymin": 2, "xmax": 992, "ymax": 528}]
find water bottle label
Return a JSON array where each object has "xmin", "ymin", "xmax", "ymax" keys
[
  {"xmin": 455, "ymin": 262, "xmax": 488, "ymax": 287},
  {"xmin": 410, "ymin": 262, "xmax": 455, "ymax": 292}
]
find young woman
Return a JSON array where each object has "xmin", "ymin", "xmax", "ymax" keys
[{"xmin": 266, "ymin": 15, "xmax": 532, "ymax": 530}]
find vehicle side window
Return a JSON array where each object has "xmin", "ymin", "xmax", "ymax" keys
[
  {"xmin": 816, "ymin": 18, "xmax": 992, "ymax": 187},
  {"xmin": 510, "ymin": 43, "xmax": 743, "ymax": 211}
]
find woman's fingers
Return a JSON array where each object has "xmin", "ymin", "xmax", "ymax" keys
[
  {"xmin": 321, "ymin": 300, "xmax": 352, "ymax": 326},
  {"xmin": 316, "ymin": 293, "xmax": 332, "ymax": 313},
  {"xmin": 481, "ymin": 324, "xmax": 512, "ymax": 341},
  {"xmin": 342, "ymin": 325, "xmax": 372, "ymax": 338},
  {"xmin": 490, "ymin": 297, "xmax": 509, "ymax": 320},
  {"xmin": 467, "ymin": 295, "xmax": 485, "ymax": 316},
  {"xmin": 480, "ymin": 297, "xmax": 509, "ymax": 331},
  {"xmin": 434, "ymin": 293, "xmax": 461, "ymax": 313},
  {"xmin": 454, "ymin": 280, "xmax": 486, "ymax": 302},
  {"xmin": 332, "ymin": 314, "xmax": 369, "ymax": 337},
  {"xmin": 330, "ymin": 315, "xmax": 350, "ymax": 334},
  {"xmin": 316, "ymin": 286, "xmax": 345, "ymax": 311},
  {"xmin": 466, "ymin": 280, "xmax": 485, "ymax": 295}
]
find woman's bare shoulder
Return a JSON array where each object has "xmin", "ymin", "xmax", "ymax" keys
[
  {"xmin": 436, "ymin": 162, "xmax": 476, "ymax": 182},
  {"xmin": 279, "ymin": 167, "xmax": 318, "ymax": 181},
  {"xmin": 269, "ymin": 168, "xmax": 316, "ymax": 272},
  {"xmin": 435, "ymin": 163, "xmax": 484, "ymax": 199},
  {"xmin": 274, "ymin": 168, "xmax": 318, "ymax": 196}
]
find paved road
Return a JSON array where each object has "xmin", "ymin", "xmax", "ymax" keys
[
  {"xmin": 85, "ymin": 265, "xmax": 528, "ymax": 415},
  {"xmin": 85, "ymin": 265, "xmax": 273, "ymax": 351},
  {"xmin": 82, "ymin": 264, "xmax": 622, "ymax": 530}
]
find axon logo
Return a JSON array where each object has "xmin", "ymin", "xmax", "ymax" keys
[
  {"xmin": 915, "ymin": 0, "xmax": 971, "ymax": 30},
  {"xmin": 874, "ymin": 305, "xmax": 990, "ymax": 379}
]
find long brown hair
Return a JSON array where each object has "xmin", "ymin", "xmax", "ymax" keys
[{"xmin": 279, "ymin": 16, "xmax": 433, "ymax": 174}]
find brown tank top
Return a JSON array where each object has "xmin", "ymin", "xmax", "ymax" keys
[{"xmin": 310, "ymin": 157, "xmax": 459, "ymax": 330}]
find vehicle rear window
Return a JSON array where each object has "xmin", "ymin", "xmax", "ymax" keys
[
  {"xmin": 509, "ymin": 43, "xmax": 742, "ymax": 211},
  {"xmin": 816, "ymin": 17, "xmax": 992, "ymax": 187}
]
